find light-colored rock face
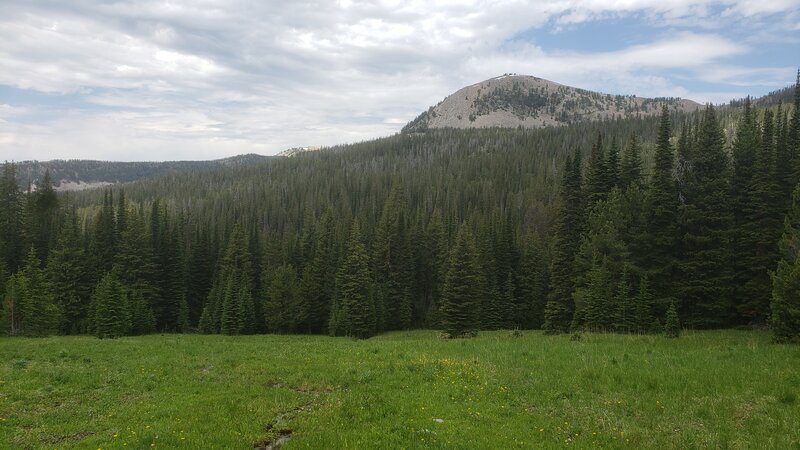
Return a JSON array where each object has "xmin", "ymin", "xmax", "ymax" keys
[
  {"xmin": 404, "ymin": 74, "xmax": 701, "ymax": 132},
  {"xmin": 277, "ymin": 146, "xmax": 323, "ymax": 157}
]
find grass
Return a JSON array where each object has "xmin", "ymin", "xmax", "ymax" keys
[{"xmin": 1, "ymin": 330, "xmax": 799, "ymax": 449}]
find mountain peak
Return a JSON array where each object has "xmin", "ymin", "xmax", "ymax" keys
[{"xmin": 403, "ymin": 75, "xmax": 701, "ymax": 133}]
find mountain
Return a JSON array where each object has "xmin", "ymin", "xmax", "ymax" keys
[
  {"xmin": 14, "ymin": 153, "xmax": 271, "ymax": 191},
  {"xmin": 277, "ymin": 146, "xmax": 324, "ymax": 157},
  {"xmin": 403, "ymin": 74, "xmax": 701, "ymax": 133}
]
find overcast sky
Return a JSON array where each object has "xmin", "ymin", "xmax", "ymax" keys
[{"xmin": 1, "ymin": 0, "xmax": 798, "ymax": 162}]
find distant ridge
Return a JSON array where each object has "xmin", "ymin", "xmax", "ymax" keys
[
  {"xmin": 403, "ymin": 74, "xmax": 702, "ymax": 133},
  {"xmin": 14, "ymin": 153, "xmax": 271, "ymax": 191}
]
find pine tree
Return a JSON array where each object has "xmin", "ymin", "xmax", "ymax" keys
[
  {"xmin": 605, "ymin": 136, "xmax": 620, "ymax": 191},
  {"xmin": 335, "ymin": 221, "xmax": 375, "ymax": 338},
  {"xmin": 12, "ymin": 247, "xmax": 60, "ymax": 336},
  {"xmin": 0, "ymin": 163, "xmax": 26, "ymax": 273},
  {"xmin": 265, "ymin": 264, "xmax": 300, "ymax": 333},
  {"xmin": 770, "ymin": 185, "xmax": 800, "ymax": 343},
  {"xmin": 440, "ymin": 224, "xmax": 483, "ymax": 338},
  {"xmin": 633, "ymin": 274, "xmax": 654, "ymax": 333},
  {"xmin": 613, "ymin": 264, "xmax": 634, "ymax": 333},
  {"xmin": 373, "ymin": 185, "xmax": 414, "ymax": 330},
  {"xmin": 298, "ymin": 209, "xmax": 337, "ymax": 333},
  {"xmin": 544, "ymin": 150, "xmax": 583, "ymax": 334},
  {"xmin": 738, "ymin": 101, "xmax": 780, "ymax": 323},
  {"xmin": 679, "ymin": 105, "xmax": 734, "ymax": 328},
  {"xmin": 129, "ymin": 290, "xmax": 156, "ymax": 335},
  {"xmin": 620, "ymin": 132, "xmax": 643, "ymax": 190},
  {"xmin": 646, "ymin": 105, "xmax": 680, "ymax": 310},
  {"xmin": 92, "ymin": 190, "xmax": 117, "ymax": 275},
  {"xmin": 92, "ymin": 269, "xmax": 131, "ymax": 339},
  {"xmin": 788, "ymin": 70, "xmax": 800, "ymax": 190},
  {"xmin": 664, "ymin": 301, "xmax": 680, "ymax": 338},
  {"xmin": 586, "ymin": 133, "xmax": 608, "ymax": 204},
  {"xmin": 29, "ymin": 169, "xmax": 60, "ymax": 263},
  {"xmin": 47, "ymin": 211, "xmax": 90, "ymax": 334},
  {"xmin": 581, "ymin": 256, "xmax": 610, "ymax": 332},
  {"xmin": 220, "ymin": 274, "xmax": 240, "ymax": 335}
]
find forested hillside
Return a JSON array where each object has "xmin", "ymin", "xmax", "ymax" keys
[
  {"xmin": 2, "ymin": 78, "xmax": 800, "ymax": 343},
  {"xmin": 11, "ymin": 154, "xmax": 271, "ymax": 191}
]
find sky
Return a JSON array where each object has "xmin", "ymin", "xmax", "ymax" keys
[{"xmin": 0, "ymin": 0, "xmax": 798, "ymax": 162}]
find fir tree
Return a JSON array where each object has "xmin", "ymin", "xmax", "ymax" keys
[
  {"xmin": 543, "ymin": 150, "xmax": 583, "ymax": 334},
  {"xmin": 129, "ymin": 290, "xmax": 156, "ymax": 335},
  {"xmin": 620, "ymin": 132, "xmax": 643, "ymax": 190},
  {"xmin": 664, "ymin": 301, "xmax": 680, "ymax": 338},
  {"xmin": 92, "ymin": 269, "xmax": 131, "ymax": 339},
  {"xmin": 633, "ymin": 274, "xmax": 654, "ymax": 333},
  {"xmin": 373, "ymin": 185, "xmax": 414, "ymax": 330},
  {"xmin": 47, "ymin": 211, "xmax": 90, "ymax": 334},
  {"xmin": 770, "ymin": 185, "xmax": 800, "ymax": 343},
  {"xmin": 646, "ymin": 106, "xmax": 679, "ymax": 310},
  {"xmin": 265, "ymin": 264, "xmax": 300, "ymax": 333},
  {"xmin": 335, "ymin": 221, "xmax": 374, "ymax": 339},
  {"xmin": 613, "ymin": 264, "xmax": 634, "ymax": 333},
  {"xmin": 739, "ymin": 102, "xmax": 780, "ymax": 323},
  {"xmin": 679, "ymin": 105, "xmax": 734, "ymax": 328},
  {"xmin": 0, "ymin": 163, "xmax": 26, "ymax": 273},
  {"xmin": 440, "ymin": 224, "xmax": 483, "ymax": 338}
]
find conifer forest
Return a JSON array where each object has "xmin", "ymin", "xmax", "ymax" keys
[{"xmin": 3, "ymin": 80, "xmax": 800, "ymax": 344}]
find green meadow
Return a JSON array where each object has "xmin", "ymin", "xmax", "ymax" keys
[{"xmin": 1, "ymin": 331, "xmax": 799, "ymax": 449}]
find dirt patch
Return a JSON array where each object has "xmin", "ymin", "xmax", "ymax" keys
[{"xmin": 39, "ymin": 431, "xmax": 95, "ymax": 444}]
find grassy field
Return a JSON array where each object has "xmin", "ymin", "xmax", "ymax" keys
[{"xmin": 1, "ymin": 330, "xmax": 799, "ymax": 449}]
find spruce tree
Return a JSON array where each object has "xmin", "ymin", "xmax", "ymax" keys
[
  {"xmin": 770, "ymin": 185, "xmax": 800, "ymax": 343},
  {"xmin": 47, "ymin": 211, "xmax": 90, "ymax": 334},
  {"xmin": 265, "ymin": 264, "xmax": 300, "ymax": 333},
  {"xmin": 335, "ymin": 221, "xmax": 375, "ymax": 338},
  {"xmin": 620, "ymin": 132, "xmax": 643, "ymax": 190},
  {"xmin": 739, "ymin": 103, "xmax": 781, "ymax": 323},
  {"xmin": 129, "ymin": 290, "xmax": 156, "ymax": 335},
  {"xmin": 0, "ymin": 163, "xmax": 26, "ymax": 273},
  {"xmin": 92, "ymin": 269, "xmax": 131, "ymax": 339},
  {"xmin": 586, "ymin": 133, "xmax": 608, "ymax": 204},
  {"xmin": 543, "ymin": 150, "xmax": 583, "ymax": 334},
  {"xmin": 440, "ymin": 224, "xmax": 483, "ymax": 338},
  {"xmin": 633, "ymin": 274, "xmax": 654, "ymax": 333},
  {"xmin": 299, "ymin": 209, "xmax": 337, "ymax": 333},
  {"xmin": 679, "ymin": 105, "xmax": 734, "ymax": 328},
  {"xmin": 665, "ymin": 300, "xmax": 680, "ymax": 338},
  {"xmin": 613, "ymin": 264, "xmax": 634, "ymax": 333},
  {"xmin": 373, "ymin": 185, "xmax": 414, "ymax": 330},
  {"xmin": 646, "ymin": 106, "xmax": 679, "ymax": 311}
]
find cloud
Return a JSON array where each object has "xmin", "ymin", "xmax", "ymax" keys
[{"xmin": 0, "ymin": 0, "xmax": 798, "ymax": 161}]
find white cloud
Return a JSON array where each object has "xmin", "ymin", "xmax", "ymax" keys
[{"xmin": 0, "ymin": 0, "xmax": 797, "ymax": 161}]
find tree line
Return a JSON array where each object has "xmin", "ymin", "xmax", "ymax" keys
[{"xmin": 2, "ymin": 76, "xmax": 800, "ymax": 341}]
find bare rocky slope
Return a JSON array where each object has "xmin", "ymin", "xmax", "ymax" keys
[{"xmin": 403, "ymin": 74, "xmax": 702, "ymax": 133}]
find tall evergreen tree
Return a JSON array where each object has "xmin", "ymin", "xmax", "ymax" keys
[
  {"xmin": 440, "ymin": 224, "xmax": 483, "ymax": 338},
  {"xmin": 47, "ymin": 211, "xmax": 90, "ymax": 334},
  {"xmin": 265, "ymin": 264, "xmax": 301, "ymax": 333},
  {"xmin": 738, "ymin": 103, "xmax": 781, "ymax": 322},
  {"xmin": 0, "ymin": 163, "xmax": 26, "ymax": 273},
  {"xmin": 770, "ymin": 185, "xmax": 800, "ymax": 343},
  {"xmin": 4, "ymin": 248, "xmax": 60, "ymax": 336},
  {"xmin": 646, "ymin": 105, "xmax": 680, "ymax": 312},
  {"xmin": 679, "ymin": 105, "xmax": 734, "ymax": 328},
  {"xmin": 373, "ymin": 185, "xmax": 414, "ymax": 330},
  {"xmin": 544, "ymin": 150, "xmax": 583, "ymax": 334},
  {"xmin": 333, "ymin": 220, "xmax": 375, "ymax": 338},
  {"xmin": 298, "ymin": 209, "xmax": 337, "ymax": 333},
  {"xmin": 91, "ymin": 268, "xmax": 131, "ymax": 339},
  {"xmin": 620, "ymin": 132, "xmax": 643, "ymax": 190}
]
